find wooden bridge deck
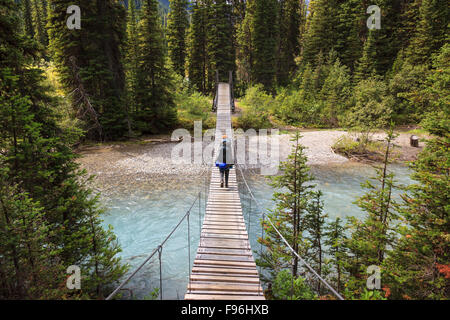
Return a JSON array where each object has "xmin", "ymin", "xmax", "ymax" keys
[{"xmin": 184, "ymin": 83, "xmax": 265, "ymax": 300}]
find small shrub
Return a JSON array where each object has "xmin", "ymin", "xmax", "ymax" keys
[
  {"xmin": 175, "ymin": 88, "xmax": 214, "ymax": 130},
  {"xmin": 272, "ymin": 270, "xmax": 317, "ymax": 300},
  {"xmin": 235, "ymin": 85, "xmax": 273, "ymax": 130}
]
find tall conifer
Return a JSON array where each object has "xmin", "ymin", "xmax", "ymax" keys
[{"xmin": 167, "ymin": 0, "xmax": 189, "ymax": 77}]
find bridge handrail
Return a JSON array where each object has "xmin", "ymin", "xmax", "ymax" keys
[
  {"xmin": 105, "ymin": 193, "xmax": 201, "ymax": 300},
  {"xmin": 236, "ymin": 164, "xmax": 345, "ymax": 300}
]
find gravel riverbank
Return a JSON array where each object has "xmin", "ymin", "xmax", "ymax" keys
[{"xmin": 76, "ymin": 130, "xmax": 420, "ymax": 194}]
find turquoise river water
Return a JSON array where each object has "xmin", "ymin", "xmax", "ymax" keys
[{"xmin": 100, "ymin": 163, "xmax": 413, "ymax": 299}]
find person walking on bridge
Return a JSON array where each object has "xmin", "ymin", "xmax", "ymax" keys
[{"xmin": 215, "ymin": 135, "xmax": 234, "ymax": 188}]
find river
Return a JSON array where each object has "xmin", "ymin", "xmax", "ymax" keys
[{"xmin": 99, "ymin": 162, "xmax": 413, "ymax": 300}]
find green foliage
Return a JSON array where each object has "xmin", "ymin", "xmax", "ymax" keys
[
  {"xmin": 344, "ymin": 78, "xmax": 393, "ymax": 143},
  {"xmin": 257, "ymin": 132, "xmax": 334, "ymax": 298},
  {"xmin": 305, "ymin": 191, "xmax": 328, "ymax": 294},
  {"xmin": 383, "ymin": 89, "xmax": 449, "ymax": 299},
  {"xmin": 405, "ymin": 0, "xmax": 449, "ymax": 66},
  {"xmin": 1, "ymin": 0, "xmax": 127, "ymax": 299},
  {"xmin": 208, "ymin": 0, "xmax": 235, "ymax": 82},
  {"xmin": 342, "ymin": 128, "xmax": 399, "ymax": 299},
  {"xmin": 134, "ymin": 0, "xmax": 177, "ymax": 134},
  {"xmin": 175, "ymin": 81, "xmax": 215, "ymax": 130},
  {"xmin": 48, "ymin": 0, "xmax": 128, "ymax": 140},
  {"xmin": 235, "ymin": 85, "xmax": 272, "ymax": 129},
  {"xmin": 251, "ymin": 0, "xmax": 279, "ymax": 92},
  {"xmin": 187, "ymin": 0, "xmax": 213, "ymax": 94},
  {"xmin": 167, "ymin": 0, "xmax": 189, "ymax": 77},
  {"xmin": 272, "ymin": 270, "xmax": 317, "ymax": 300},
  {"xmin": 276, "ymin": 0, "xmax": 304, "ymax": 86},
  {"xmin": 124, "ymin": 0, "xmax": 141, "ymax": 136},
  {"xmin": 324, "ymin": 217, "xmax": 347, "ymax": 294}
]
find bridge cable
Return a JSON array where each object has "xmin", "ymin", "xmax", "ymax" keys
[
  {"xmin": 105, "ymin": 194, "xmax": 200, "ymax": 300},
  {"xmin": 236, "ymin": 164, "xmax": 345, "ymax": 300}
]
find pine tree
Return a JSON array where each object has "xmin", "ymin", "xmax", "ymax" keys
[
  {"xmin": 31, "ymin": 0, "xmax": 48, "ymax": 48},
  {"xmin": 0, "ymin": 179, "xmax": 66, "ymax": 299},
  {"xmin": 251, "ymin": 0, "xmax": 279, "ymax": 92},
  {"xmin": 320, "ymin": 58, "xmax": 352, "ymax": 126},
  {"xmin": 257, "ymin": 132, "xmax": 315, "ymax": 282},
  {"xmin": 324, "ymin": 217, "xmax": 347, "ymax": 295},
  {"xmin": 384, "ymin": 45, "xmax": 450, "ymax": 300},
  {"xmin": 276, "ymin": 0, "xmax": 303, "ymax": 86},
  {"xmin": 344, "ymin": 127, "xmax": 399, "ymax": 298},
  {"xmin": 1, "ymin": 0, "xmax": 128, "ymax": 298},
  {"xmin": 208, "ymin": 0, "xmax": 235, "ymax": 82},
  {"xmin": 187, "ymin": 0, "xmax": 211, "ymax": 94},
  {"xmin": 302, "ymin": 0, "xmax": 339, "ymax": 67},
  {"xmin": 136, "ymin": 0, "xmax": 177, "ymax": 133},
  {"xmin": 22, "ymin": 0, "xmax": 35, "ymax": 39},
  {"xmin": 406, "ymin": 0, "xmax": 449, "ymax": 65},
  {"xmin": 305, "ymin": 191, "xmax": 328, "ymax": 294},
  {"xmin": 124, "ymin": 0, "xmax": 141, "ymax": 134},
  {"xmin": 167, "ymin": 0, "xmax": 189, "ymax": 77},
  {"xmin": 235, "ymin": 0, "xmax": 255, "ymax": 87},
  {"xmin": 48, "ymin": 0, "xmax": 128, "ymax": 140},
  {"xmin": 334, "ymin": 0, "xmax": 364, "ymax": 71},
  {"xmin": 354, "ymin": 29, "xmax": 378, "ymax": 83}
]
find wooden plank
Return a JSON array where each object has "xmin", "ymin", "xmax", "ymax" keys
[
  {"xmin": 201, "ymin": 233, "xmax": 248, "ymax": 240},
  {"xmin": 185, "ymin": 83, "xmax": 264, "ymax": 300},
  {"xmin": 196, "ymin": 254, "xmax": 254, "ymax": 262},
  {"xmin": 188, "ymin": 283, "xmax": 262, "ymax": 292},
  {"xmin": 192, "ymin": 267, "xmax": 258, "ymax": 275},
  {"xmin": 197, "ymin": 247, "xmax": 253, "ymax": 256},
  {"xmin": 202, "ymin": 229, "xmax": 248, "ymax": 235},
  {"xmin": 203, "ymin": 218, "xmax": 246, "ymax": 226},
  {"xmin": 194, "ymin": 259, "xmax": 256, "ymax": 268},
  {"xmin": 199, "ymin": 238, "xmax": 249, "ymax": 249},
  {"xmin": 190, "ymin": 274, "xmax": 260, "ymax": 284}
]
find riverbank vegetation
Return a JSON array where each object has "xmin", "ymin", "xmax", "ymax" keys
[
  {"xmin": 260, "ymin": 124, "xmax": 448, "ymax": 300},
  {"xmin": 0, "ymin": 0, "xmax": 448, "ymax": 300}
]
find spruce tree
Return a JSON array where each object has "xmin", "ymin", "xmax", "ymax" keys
[
  {"xmin": 251, "ymin": 0, "xmax": 279, "ymax": 92},
  {"xmin": 22, "ymin": 0, "xmax": 35, "ymax": 39},
  {"xmin": 320, "ymin": 58, "xmax": 352, "ymax": 126},
  {"xmin": 384, "ymin": 45, "xmax": 450, "ymax": 300},
  {"xmin": 124, "ymin": 0, "xmax": 140, "ymax": 133},
  {"xmin": 344, "ymin": 128, "xmax": 399, "ymax": 298},
  {"xmin": 136, "ymin": 0, "xmax": 177, "ymax": 133},
  {"xmin": 236, "ymin": 0, "xmax": 255, "ymax": 87},
  {"xmin": 257, "ymin": 132, "xmax": 315, "ymax": 282},
  {"xmin": 302, "ymin": 0, "xmax": 338, "ymax": 67},
  {"xmin": 324, "ymin": 217, "xmax": 347, "ymax": 295},
  {"xmin": 48, "ymin": 0, "xmax": 128, "ymax": 140},
  {"xmin": 277, "ymin": 0, "xmax": 303, "ymax": 86},
  {"xmin": 208, "ymin": 0, "xmax": 235, "ymax": 82},
  {"xmin": 0, "ymin": 179, "xmax": 66, "ymax": 299},
  {"xmin": 167, "ymin": 0, "xmax": 189, "ymax": 77},
  {"xmin": 305, "ymin": 191, "xmax": 328, "ymax": 294},
  {"xmin": 405, "ymin": 0, "xmax": 450, "ymax": 65},
  {"xmin": 1, "ymin": 0, "xmax": 127, "ymax": 298},
  {"xmin": 187, "ymin": 0, "xmax": 209, "ymax": 93},
  {"xmin": 31, "ymin": 0, "xmax": 48, "ymax": 48}
]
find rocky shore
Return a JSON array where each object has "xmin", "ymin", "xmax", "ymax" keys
[{"xmin": 76, "ymin": 130, "xmax": 420, "ymax": 194}]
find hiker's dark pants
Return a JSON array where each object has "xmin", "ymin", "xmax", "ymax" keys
[{"xmin": 220, "ymin": 169, "xmax": 229, "ymax": 187}]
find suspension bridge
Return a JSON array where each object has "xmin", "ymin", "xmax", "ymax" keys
[
  {"xmin": 105, "ymin": 72, "xmax": 344, "ymax": 301},
  {"xmin": 184, "ymin": 78, "xmax": 264, "ymax": 300}
]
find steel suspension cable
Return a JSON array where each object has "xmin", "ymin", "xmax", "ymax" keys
[
  {"xmin": 236, "ymin": 164, "xmax": 345, "ymax": 301},
  {"xmin": 105, "ymin": 194, "xmax": 200, "ymax": 300}
]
